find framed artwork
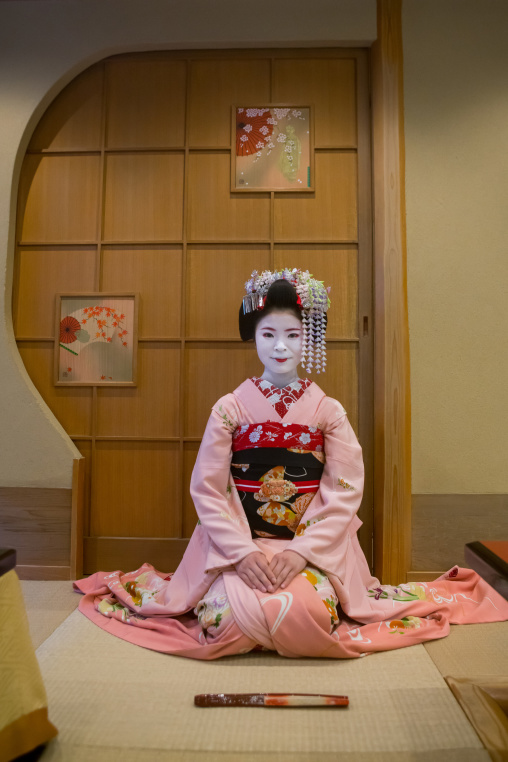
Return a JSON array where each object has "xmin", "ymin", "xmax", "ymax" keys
[
  {"xmin": 232, "ymin": 105, "xmax": 314, "ymax": 192},
  {"xmin": 55, "ymin": 293, "xmax": 138, "ymax": 386}
]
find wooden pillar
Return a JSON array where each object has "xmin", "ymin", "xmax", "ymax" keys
[
  {"xmin": 70, "ymin": 457, "xmax": 85, "ymax": 580},
  {"xmin": 371, "ymin": 0, "xmax": 412, "ymax": 584}
]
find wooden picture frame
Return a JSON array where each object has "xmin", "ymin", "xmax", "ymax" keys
[
  {"xmin": 232, "ymin": 105, "xmax": 314, "ymax": 192},
  {"xmin": 54, "ymin": 293, "xmax": 138, "ymax": 386}
]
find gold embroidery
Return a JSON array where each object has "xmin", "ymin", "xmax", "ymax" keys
[
  {"xmin": 337, "ymin": 477, "xmax": 356, "ymax": 492},
  {"xmin": 254, "ymin": 478, "xmax": 298, "ymax": 503},
  {"xmin": 295, "ymin": 516, "xmax": 324, "ymax": 535}
]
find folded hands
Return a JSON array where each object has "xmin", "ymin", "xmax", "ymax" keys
[{"xmin": 235, "ymin": 550, "xmax": 307, "ymax": 593}]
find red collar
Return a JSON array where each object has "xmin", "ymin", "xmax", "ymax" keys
[{"xmin": 250, "ymin": 377, "xmax": 312, "ymax": 419}]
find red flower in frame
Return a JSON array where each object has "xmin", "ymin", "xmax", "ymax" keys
[
  {"xmin": 60, "ymin": 316, "xmax": 81, "ymax": 343},
  {"xmin": 236, "ymin": 108, "xmax": 274, "ymax": 157}
]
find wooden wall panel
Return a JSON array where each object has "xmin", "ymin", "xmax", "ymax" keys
[
  {"xmin": 272, "ymin": 59, "xmax": 357, "ymax": 147},
  {"xmin": 274, "ymin": 246, "xmax": 358, "ymax": 339},
  {"xmin": 106, "ymin": 59, "xmax": 186, "ymax": 148},
  {"xmin": 96, "ymin": 343, "xmax": 180, "ymax": 437},
  {"xmin": 187, "ymin": 153, "xmax": 270, "ymax": 241},
  {"xmin": 3, "ymin": 531, "xmax": 70, "ymax": 567},
  {"xmin": 14, "ymin": 49, "xmax": 373, "ymax": 574},
  {"xmin": 84, "ymin": 537, "xmax": 188, "ymax": 574},
  {"xmin": 16, "ymin": 565, "xmax": 71, "ymax": 581},
  {"xmin": 13, "ymin": 247, "xmax": 96, "ymax": 337},
  {"xmin": 186, "ymin": 246, "xmax": 270, "ymax": 338},
  {"xmin": 316, "ymin": 345, "xmax": 358, "ymax": 434},
  {"xmin": 18, "ymin": 343, "xmax": 93, "ymax": 436},
  {"xmin": 406, "ymin": 571, "xmax": 446, "ymax": 583},
  {"xmin": 274, "ymin": 153, "xmax": 358, "ymax": 241},
  {"xmin": 91, "ymin": 442, "xmax": 181, "ymax": 537},
  {"xmin": 184, "ymin": 344, "xmax": 261, "ymax": 437},
  {"xmin": 0, "ymin": 487, "xmax": 71, "ymax": 567},
  {"xmin": 101, "ymin": 246, "xmax": 182, "ymax": 337},
  {"xmin": 30, "ymin": 65, "xmax": 103, "ymax": 151},
  {"xmin": 183, "ymin": 443, "xmax": 200, "ymax": 537},
  {"xmin": 187, "ymin": 59, "xmax": 271, "ymax": 146},
  {"xmin": 19, "ymin": 155, "xmax": 100, "ymax": 242},
  {"xmin": 103, "ymin": 153, "xmax": 184, "ymax": 241}
]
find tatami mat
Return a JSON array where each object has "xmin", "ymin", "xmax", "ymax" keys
[
  {"xmin": 20, "ymin": 580, "xmax": 80, "ymax": 649},
  {"xmin": 34, "ymin": 609, "xmax": 487, "ymax": 760},
  {"xmin": 424, "ymin": 621, "xmax": 508, "ymax": 678}
]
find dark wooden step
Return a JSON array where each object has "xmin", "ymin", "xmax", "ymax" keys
[{"xmin": 465, "ymin": 541, "xmax": 508, "ymax": 600}]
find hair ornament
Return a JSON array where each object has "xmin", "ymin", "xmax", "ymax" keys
[{"xmin": 243, "ymin": 268, "xmax": 331, "ymax": 375}]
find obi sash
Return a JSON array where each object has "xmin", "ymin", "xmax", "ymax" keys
[{"xmin": 231, "ymin": 422, "xmax": 325, "ymax": 539}]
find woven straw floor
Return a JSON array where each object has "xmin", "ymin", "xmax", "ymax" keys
[{"xmin": 21, "ymin": 580, "xmax": 505, "ymax": 762}]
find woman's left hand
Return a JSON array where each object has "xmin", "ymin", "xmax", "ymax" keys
[{"xmin": 269, "ymin": 550, "xmax": 307, "ymax": 590}]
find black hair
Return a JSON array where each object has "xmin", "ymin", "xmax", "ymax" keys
[{"xmin": 239, "ymin": 279, "xmax": 301, "ymax": 342}]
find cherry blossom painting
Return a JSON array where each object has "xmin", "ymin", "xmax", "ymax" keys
[
  {"xmin": 232, "ymin": 106, "xmax": 313, "ymax": 191},
  {"xmin": 55, "ymin": 294, "xmax": 138, "ymax": 386}
]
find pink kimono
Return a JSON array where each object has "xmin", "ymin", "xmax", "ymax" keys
[{"xmin": 74, "ymin": 378, "xmax": 508, "ymax": 659}]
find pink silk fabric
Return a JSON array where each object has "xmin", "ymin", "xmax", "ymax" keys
[
  {"xmin": 74, "ymin": 562, "xmax": 508, "ymax": 660},
  {"xmin": 74, "ymin": 379, "xmax": 508, "ymax": 659}
]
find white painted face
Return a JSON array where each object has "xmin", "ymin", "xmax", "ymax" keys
[{"xmin": 255, "ymin": 309, "xmax": 303, "ymax": 387}]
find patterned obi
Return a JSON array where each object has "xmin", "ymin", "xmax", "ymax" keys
[{"xmin": 231, "ymin": 422, "xmax": 325, "ymax": 539}]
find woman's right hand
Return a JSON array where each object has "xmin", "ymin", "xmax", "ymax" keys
[{"xmin": 235, "ymin": 552, "xmax": 277, "ymax": 593}]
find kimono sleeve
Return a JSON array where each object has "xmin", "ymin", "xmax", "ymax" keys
[
  {"xmin": 288, "ymin": 398, "xmax": 364, "ymax": 579},
  {"xmin": 189, "ymin": 395, "xmax": 259, "ymax": 571}
]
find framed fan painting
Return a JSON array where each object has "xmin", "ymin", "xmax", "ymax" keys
[
  {"xmin": 54, "ymin": 293, "xmax": 138, "ymax": 386},
  {"xmin": 232, "ymin": 105, "xmax": 314, "ymax": 192}
]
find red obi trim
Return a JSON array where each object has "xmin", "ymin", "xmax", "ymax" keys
[
  {"xmin": 232, "ymin": 477, "xmax": 320, "ymax": 493},
  {"xmin": 232, "ymin": 421, "xmax": 324, "ymax": 452}
]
